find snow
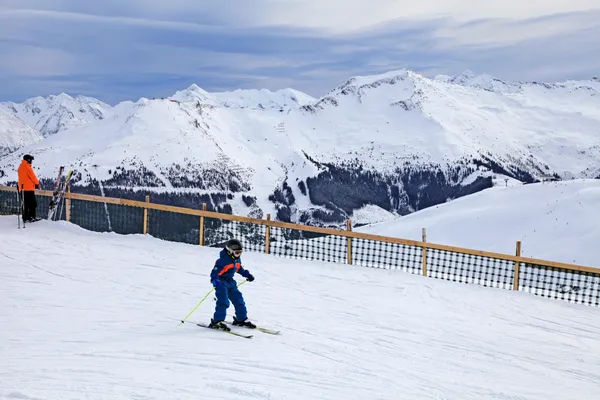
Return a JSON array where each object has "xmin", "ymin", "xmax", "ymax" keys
[
  {"xmin": 436, "ymin": 70, "xmax": 520, "ymax": 93},
  {"xmin": 461, "ymin": 169, "xmax": 523, "ymax": 187},
  {"xmin": 0, "ymin": 108, "xmax": 43, "ymax": 156},
  {"xmin": 1, "ymin": 211, "xmax": 600, "ymax": 399},
  {"xmin": 333, "ymin": 68, "xmax": 412, "ymax": 88},
  {"xmin": 350, "ymin": 204, "xmax": 396, "ymax": 225},
  {"xmin": 170, "ymin": 85, "xmax": 316, "ymax": 109},
  {"xmin": 356, "ymin": 179, "xmax": 600, "ymax": 267},
  {"xmin": 0, "ymin": 93, "xmax": 110, "ymax": 137}
]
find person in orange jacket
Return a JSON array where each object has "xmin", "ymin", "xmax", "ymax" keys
[{"xmin": 17, "ymin": 154, "xmax": 41, "ymax": 222}]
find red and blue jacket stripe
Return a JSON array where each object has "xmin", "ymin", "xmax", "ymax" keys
[{"xmin": 210, "ymin": 249, "xmax": 250, "ymax": 282}]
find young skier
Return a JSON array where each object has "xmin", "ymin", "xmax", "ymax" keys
[{"xmin": 208, "ymin": 238, "xmax": 256, "ymax": 331}]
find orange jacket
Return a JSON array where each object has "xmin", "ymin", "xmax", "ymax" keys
[{"xmin": 17, "ymin": 160, "xmax": 40, "ymax": 191}]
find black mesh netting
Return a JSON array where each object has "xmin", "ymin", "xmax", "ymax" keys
[
  {"xmin": 426, "ymin": 248, "xmax": 515, "ymax": 289},
  {"xmin": 70, "ymin": 199, "xmax": 144, "ymax": 235},
  {"xmin": 352, "ymin": 238, "xmax": 422, "ymax": 273},
  {"xmin": 0, "ymin": 190, "xmax": 52, "ymax": 220},
  {"xmin": 268, "ymin": 226, "xmax": 347, "ymax": 263},
  {"xmin": 148, "ymin": 209, "xmax": 200, "ymax": 245},
  {"xmin": 0, "ymin": 188, "xmax": 21, "ymax": 216},
  {"xmin": 204, "ymin": 217, "xmax": 267, "ymax": 253},
  {"xmin": 519, "ymin": 263, "xmax": 600, "ymax": 306}
]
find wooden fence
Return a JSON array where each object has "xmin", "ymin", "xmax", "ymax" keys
[{"xmin": 1, "ymin": 185, "xmax": 599, "ymax": 306}]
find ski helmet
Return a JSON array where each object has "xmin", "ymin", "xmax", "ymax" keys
[
  {"xmin": 23, "ymin": 154, "xmax": 34, "ymax": 163},
  {"xmin": 225, "ymin": 239, "xmax": 243, "ymax": 257}
]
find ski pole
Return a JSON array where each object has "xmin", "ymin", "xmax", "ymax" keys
[
  {"xmin": 179, "ymin": 287, "xmax": 215, "ymax": 325},
  {"xmin": 16, "ymin": 184, "xmax": 20, "ymax": 229},
  {"xmin": 20, "ymin": 184, "xmax": 25, "ymax": 228},
  {"xmin": 178, "ymin": 280, "xmax": 248, "ymax": 325}
]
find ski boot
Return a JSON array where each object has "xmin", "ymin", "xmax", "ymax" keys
[
  {"xmin": 208, "ymin": 319, "xmax": 230, "ymax": 331},
  {"xmin": 232, "ymin": 317, "xmax": 256, "ymax": 329}
]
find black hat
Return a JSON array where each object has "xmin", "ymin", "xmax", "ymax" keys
[{"xmin": 23, "ymin": 154, "xmax": 34, "ymax": 162}]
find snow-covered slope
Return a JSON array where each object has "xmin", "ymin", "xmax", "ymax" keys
[
  {"xmin": 0, "ymin": 107, "xmax": 43, "ymax": 158},
  {"xmin": 357, "ymin": 179, "xmax": 600, "ymax": 267},
  {"xmin": 0, "ymin": 93, "xmax": 111, "ymax": 136},
  {"xmin": 1, "ymin": 216, "xmax": 599, "ymax": 400},
  {"xmin": 301, "ymin": 69, "xmax": 599, "ymax": 175},
  {"xmin": 0, "ymin": 69, "xmax": 598, "ymax": 227},
  {"xmin": 171, "ymin": 84, "xmax": 316, "ymax": 109}
]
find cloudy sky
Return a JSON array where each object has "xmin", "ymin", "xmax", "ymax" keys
[{"xmin": 1, "ymin": 0, "xmax": 599, "ymax": 104}]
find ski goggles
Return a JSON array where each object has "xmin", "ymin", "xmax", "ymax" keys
[{"xmin": 233, "ymin": 250, "xmax": 242, "ymax": 257}]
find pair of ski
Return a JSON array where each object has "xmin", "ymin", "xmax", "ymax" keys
[
  {"xmin": 195, "ymin": 321, "xmax": 280, "ymax": 339},
  {"xmin": 47, "ymin": 166, "xmax": 74, "ymax": 221}
]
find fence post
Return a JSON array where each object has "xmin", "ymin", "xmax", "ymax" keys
[
  {"xmin": 346, "ymin": 219, "xmax": 353, "ymax": 265},
  {"xmin": 66, "ymin": 185, "xmax": 71, "ymax": 222},
  {"xmin": 143, "ymin": 195, "xmax": 150, "ymax": 235},
  {"xmin": 199, "ymin": 203, "xmax": 206, "ymax": 246},
  {"xmin": 513, "ymin": 241, "xmax": 522, "ymax": 290},
  {"xmin": 265, "ymin": 214, "xmax": 271, "ymax": 254},
  {"xmin": 422, "ymin": 228, "xmax": 428, "ymax": 277}
]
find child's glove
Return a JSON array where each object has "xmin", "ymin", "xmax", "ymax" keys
[
  {"xmin": 212, "ymin": 279, "xmax": 221, "ymax": 288},
  {"xmin": 246, "ymin": 273, "xmax": 255, "ymax": 282}
]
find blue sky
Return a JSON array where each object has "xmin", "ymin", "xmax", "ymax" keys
[{"xmin": 1, "ymin": 0, "xmax": 599, "ymax": 104}]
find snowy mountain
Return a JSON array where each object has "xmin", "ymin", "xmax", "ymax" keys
[
  {"xmin": 0, "ymin": 69, "xmax": 599, "ymax": 228},
  {"xmin": 170, "ymin": 84, "xmax": 316, "ymax": 109},
  {"xmin": 0, "ymin": 108, "xmax": 43, "ymax": 159},
  {"xmin": 0, "ymin": 93, "xmax": 111, "ymax": 137}
]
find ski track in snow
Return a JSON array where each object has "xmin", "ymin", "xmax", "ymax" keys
[{"xmin": 1, "ymin": 217, "xmax": 600, "ymax": 399}]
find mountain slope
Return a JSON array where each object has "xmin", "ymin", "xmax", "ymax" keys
[
  {"xmin": 0, "ymin": 69, "xmax": 598, "ymax": 227},
  {"xmin": 0, "ymin": 108, "xmax": 43, "ymax": 159},
  {"xmin": 170, "ymin": 84, "xmax": 316, "ymax": 109},
  {"xmin": 2, "ymin": 215, "xmax": 599, "ymax": 400},
  {"xmin": 299, "ymin": 70, "xmax": 599, "ymax": 174},
  {"xmin": 0, "ymin": 93, "xmax": 111, "ymax": 136}
]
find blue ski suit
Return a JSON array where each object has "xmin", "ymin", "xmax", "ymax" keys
[{"xmin": 210, "ymin": 249, "xmax": 253, "ymax": 322}]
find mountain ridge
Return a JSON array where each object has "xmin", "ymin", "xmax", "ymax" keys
[{"xmin": 0, "ymin": 93, "xmax": 111, "ymax": 137}]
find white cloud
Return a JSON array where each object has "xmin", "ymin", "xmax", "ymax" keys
[
  {"xmin": 0, "ymin": 1, "xmax": 268, "ymax": 29},
  {"xmin": 8, "ymin": 1, "xmax": 600, "ymax": 34},
  {"xmin": 433, "ymin": 10, "xmax": 600, "ymax": 47},
  {"xmin": 260, "ymin": 0, "xmax": 600, "ymax": 33},
  {"xmin": 0, "ymin": 8, "xmax": 223, "ymax": 32}
]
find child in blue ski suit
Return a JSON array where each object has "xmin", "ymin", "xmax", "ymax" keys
[{"xmin": 208, "ymin": 239, "xmax": 256, "ymax": 331}]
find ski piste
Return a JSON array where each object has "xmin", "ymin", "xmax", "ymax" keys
[{"xmin": 47, "ymin": 169, "xmax": 73, "ymax": 221}]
